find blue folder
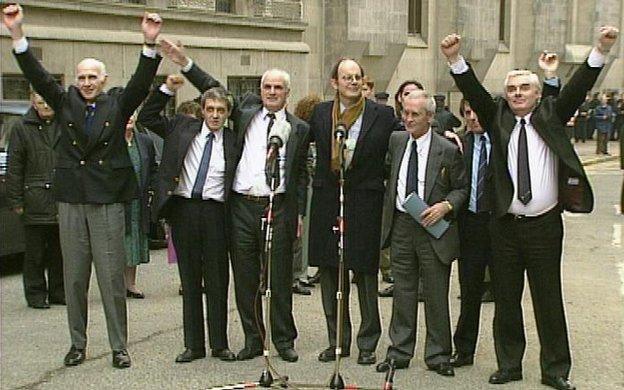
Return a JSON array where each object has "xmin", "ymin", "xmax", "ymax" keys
[{"xmin": 402, "ymin": 192, "xmax": 450, "ymax": 239}]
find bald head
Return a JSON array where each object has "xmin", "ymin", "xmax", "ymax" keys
[{"xmin": 75, "ymin": 58, "xmax": 108, "ymax": 103}]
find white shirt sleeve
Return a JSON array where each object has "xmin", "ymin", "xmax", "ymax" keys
[
  {"xmin": 587, "ymin": 47, "xmax": 606, "ymax": 68},
  {"xmin": 142, "ymin": 45, "xmax": 158, "ymax": 59},
  {"xmin": 13, "ymin": 37, "xmax": 28, "ymax": 54},
  {"xmin": 181, "ymin": 58, "xmax": 194, "ymax": 73},
  {"xmin": 449, "ymin": 55, "xmax": 469, "ymax": 74},
  {"xmin": 544, "ymin": 77, "xmax": 560, "ymax": 88},
  {"xmin": 159, "ymin": 83, "xmax": 175, "ymax": 96}
]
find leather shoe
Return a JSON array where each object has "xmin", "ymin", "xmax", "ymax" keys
[
  {"xmin": 175, "ymin": 348, "xmax": 206, "ymax": 363},
  {"xmin": 428, "ymin": 362, "xmax": 455, "ymax": 376},
  {"xmin": 489, "ymin": 368, "xmax": 523, "ymax": 384},
  {"xmin": 378, "ymin": 285, "xmax": 394, "ymax": 297},
  {"xmin": 308, "ymin": 271, "xmax": 321, "ymax": 284},
  {"xmin": 28, "ymin": 301, "xmax": 50, "ymax": 309},
  {"xmin": 126, "ymin": 290, "xmax": 145, "ymax": 299},
  {"xmin": 382, "ymin": 275, "xmax": 395, "ymax": 284},
  {"xmin": 357, "ymin": 350, "xmax": 376, "ymax": 365},
  {"xmin": 49, "ymin": 296, "xmax": 66, "ymax": 305},
  {"xmin": 541, "ymin": 375, "xmax": 576, "ymax": 390},
  {"xmin": 112, "ymin": 350, "xmax": 131, "ymax": 369},
  {"xmin": 375, "ymin": 359, "xmax": 410, "ymax": 372},
  {"xmin": 211, "ymin": 348, "xmax": 235, "ymax": 362},
  {"xmin": 236, "ymin": 346, "xmax": 262, "ymax": 361},
  {"xmin": 278, "ymin": 348, "xmax": 299, "ymax": 362},
  {"xmin": 292, "ymin": 281, "xmax": 311, "ymax": 296},
  {"xmin": 318, "ymin": 346, "xmax": 350, "ymax": 362},
  {"xmin": 63, "ymin": 346, "xmax": 85, "ymax": 366},
  {"xmin": 449, "ymin": 352, "xmax": 474, "ymax": 367}
]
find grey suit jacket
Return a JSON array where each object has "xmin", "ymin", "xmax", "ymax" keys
[{"xmin": 381, "ymin": 130, "xmax": 468, "ymax": 264}]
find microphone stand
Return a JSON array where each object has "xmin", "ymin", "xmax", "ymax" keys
[
  {"xmin": 329, "ymin": 130, "xmax": 347, "ymax": 390},
  {"xmin": 259, "ymin": 150, "xmax": 280, "ymax": 388}
]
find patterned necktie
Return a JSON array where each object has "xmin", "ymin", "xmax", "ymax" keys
[
  {"xmin": 476, "ymin": 135, "xmax": 488, "ymax": 212},
  {"xmin": 405, "ymin": 140, "xmax": 419, "ymax": 198},
  {"xmin": 266, "ymin": 112, "xmax": 276, "ymax": 140},
  {"xmin": 517, "ymin": 118, "xmax": 532, "ymax": 205},
  {"xmin": 84, "ymin": 104, "xmax": 96, "ymax": 136},
  {"xmin": 191, "ymin": 132, "xmax": 215, "ymax": 200}
]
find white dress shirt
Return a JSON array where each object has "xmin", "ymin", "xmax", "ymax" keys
[
  {"xmin": 233, "ymin": 107, "xmax": 287, "ymax": 196},
  {"xmin": 507, "ymin": 113, "xmax": 558, "ymax": 216},
  {"xmin": 174, "ymin": 122, "xmax": 225, "ymax": 202},
  {"xmin": 396, "ymin": 128, "xmax": 432, "ymax": 212}
]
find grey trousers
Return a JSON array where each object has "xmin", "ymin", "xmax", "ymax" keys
[
  {"xmin": 58, "ymin": 202, "xmax": 127, "ymax": 351},
  {"xmin": 386, "ymin": 212, "xmax": 452, "ymax": 366}
]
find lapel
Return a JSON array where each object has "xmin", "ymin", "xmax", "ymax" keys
[
  {"xmin": 498, "ymin": 106, "xmax": 515, "ymax": 158},
  {"xmin": 391, "ymin": 132, "xmax": 409, "ymax": 197},
  {"xmin": 464, "ymin": 132, "xmax": 474, "ymax": 179},
  {"xmin": 85, "ymin": 94, "xmax": 112, "ymax": 151},
  {"xmin": 223, "ymin": 126, "xmax": 236, "ymax": 177},
  {"xmin": 424, "ymin": 132, "xmax": 443, "ymax": 203},
  {"xmin": 179, "ymin": 120, "xmax": 202, "ymax": 162},
  {"xmin": 351, "ymin": 101, "xmax": 377, "ymax": 165},
  {"xmin": 237, "ymin": 106, "xmax": 261, "ymax": 150},
  {"xmin": 284, "ymin": 112, "xmax": 299, "ymax": 185}
]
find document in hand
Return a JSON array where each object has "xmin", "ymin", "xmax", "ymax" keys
[{"xmin": 402, "ymin": 192, "xmax": 450, "ymax": 239}]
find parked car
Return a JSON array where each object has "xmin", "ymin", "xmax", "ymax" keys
[{"xmin": 0, "ymin": 100, "xmax": 30, "ymax": 258}]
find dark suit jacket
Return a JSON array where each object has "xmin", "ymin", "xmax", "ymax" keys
[
  {"xmin": 182, "ymin": 63, "xmax": 310, "ymax": 239},
  {"xmin": 381, "ymin": 131, "xmax": 468, "ymax": 265},
  {"xmin": 14, "ymin": 48, "xmax": 161, "ymax": 204},
  {"xmin": 452, "ymin": 62, "xmax": 598, "ymax": 217},
  {"xmin": 137, "ymin": 88, "xmax": 237, "ymax": 222},
  {"xmin": 124, "ymin": 131, "xmax": 158, "ymax": 234},
  {"xmin": 308, "ymin": 100, "xmax": 398, "ymax": 273}
]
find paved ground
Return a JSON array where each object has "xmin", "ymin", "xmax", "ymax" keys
[{"xmin": 1, "ymin": 140, "xmax": 623, "ymax": 390}]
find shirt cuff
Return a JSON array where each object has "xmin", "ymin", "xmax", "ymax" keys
[
  {"xmin": 449, "ymin": 56, "xmax": 469, "ymax": 74},
  {"xmin": 587, "ymin": 47, "xmax": 606, "ymax": 68},
  {"xmin": 142, "ymin": 45, "xmax": 158, "ymax": 59},
  {"xmin": 13, "ymin": 37, "xmax": 28, "ymax": 54},
  {"xmin": 159, "ymin": 84, "xmax": 175, "ymax": 96},
  {"xmin": 181, "ymin": 58, "xmax": 194, "ymax": 73},
  {"xmin": 544, "ymin": 77, "xmax": 560, "ymax": 88}
]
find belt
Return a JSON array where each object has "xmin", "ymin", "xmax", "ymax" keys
[
  {"xmin": 505, "ymin": 206, "xmax": 559, "ymax": 221},
  {"xmin": 234, "ymin": 192, "xmax": 284, "ymax": 203}
]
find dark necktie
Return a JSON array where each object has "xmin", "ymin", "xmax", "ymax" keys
[
  {"xmin": 191, "ymin": 132, "xmax": 215, "ymax": 200},
  {"xmin": 266, "ymin": 112, "xmax": 276, "ymax": 140},
  {"xmin": 517, "ymin": 118, "xmax": 532, "ymax": 205},
  {"xmin": 405, "ymin": 140, "xmax": 419, "ymax": 198},
  {"xmin": 84, "ymin": 105, "xmax": 96, "ymax": 136},
  {"xmin": 476, "ymin": 135, "xmax": 488, "ymax": 212}
]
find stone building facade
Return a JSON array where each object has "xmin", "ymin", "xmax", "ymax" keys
[{"xmin": 1, "ymin": 0, "xmax": 622, "ymax": 114}]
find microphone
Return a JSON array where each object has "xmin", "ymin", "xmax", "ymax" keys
[
  {"xmin": 334, "ymin": 122, "xmax": 347, "ymax": 141},
  {"xmin": 266, "ymin": 120, "xmax": 291, "ymax": 162}
]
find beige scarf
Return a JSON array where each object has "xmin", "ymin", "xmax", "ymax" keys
[{"xmin": 330, "ymin": 93, "xmax": 365, "ymax": 174}]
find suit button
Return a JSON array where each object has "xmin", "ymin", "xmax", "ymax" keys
[
  {"xmin": 72, "ymin": 140, "xmax": 77, "ymax": 146},
  {"xmin": 44, "ymin": 183, "xmax": 51, "ymax": 189},
  {"xmin": 166, "ymin": 190, "xmax": 173, "ymax": 196},
  {"xmin": 103, "ymin": 141, "xmax": 108, "ymax": 146},
  {"xmin": 80, "ymin": 160, "xmax": 86, "ymax": 166},
  {"xmin": 68, "ymin": 123, "xmax": 73, "ymax": 127},
  {"xmin": 38, "ymin": 126, "xmax": 42, "ymax": 130},
  {"xmin": 98, "ymin": 160, "xmax": 104, "ymax": 165},
  {"xmin": 104, "ymin": 121, "xmax": 110, "ymax": 127},
  {"xmin": 174, "ymin": 176, "xmax": 179, "ymax": 182},
  {"xmin": 24, "ymin": 185, "xmax": 29, "ymax": 189}
]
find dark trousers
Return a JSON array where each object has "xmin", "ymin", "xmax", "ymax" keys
[
  {"xmin": 596, "ymin": 131, "xmax": 610, "ymax": 154},
  {"xmin": 490, "ymin": 208, "xmax": 571, "ymax": 377},
  {"xmin": 23, "ymin": 224, "xmax": 64, "ymax": 305},
  {"xmin": 385, "ymin": 212, "xmax": 451, "ymax": 366},
  {"xmin": 573, "ymin": 119, "xmax": 587, "ymax": 142},
  {"xmin": 453, "ymin": 211, "xmax": 492, "ymax": 356},
  {"xmin": 169, "ymin": 197, "xmax": 229, "ymax": 351},
  {"xmin": 229, "ymin": 193, "xmax": 297, "ymax": 351},
  {"xmin": 319, "ymin": 266, "xmax": 380, "ymax": 353}
]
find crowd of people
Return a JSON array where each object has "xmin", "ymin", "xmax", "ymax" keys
[{"xmin": 2, "ymin": 3, "xmax": 620, "ymax": 390}]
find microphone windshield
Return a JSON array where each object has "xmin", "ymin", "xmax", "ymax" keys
[{"xmin": 268, "ymin": 120, "xmax": 291, "ymax": 147}]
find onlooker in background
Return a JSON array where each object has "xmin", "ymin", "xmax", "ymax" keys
[
  {"xmin": 595, "ymin": 93, "xmax": 615, "ymax": 155},
  {"xmin": 587, "ymin": 92, "xmax": 600, "ymax": 140},
  {"xmin": 292, "ymin": 93, "xmax": 322, "ymax": 296},
  {"xmin": 573, "ymin": 94, "xmax": 591, "ymax": 143},
  {"xmin": 433, "ymin": 94, "xmax": 462, "ymax": 133},
  {"xmin": 613, "ymin": 92, "xmax": 624, "ymax": 141},
  {"xmin": 123, "ymin": 116, "xmax": 157, "ymax": 299},
  {"xmin": 394, "ymin": 80, "xmax": 425, "ymax": 119},
  {"xmin": 6, "ymin": 91, "xmax": 64, "ymax": 309},
  {"xmin": 362, "ymin": 76, "xmax": 375, "ymax": 99}
]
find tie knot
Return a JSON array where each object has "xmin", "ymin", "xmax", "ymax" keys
[
  {"xmin": 207, "ymin": 132, "xmax": 215, "ymax": 140},
  {"xmin": 480, "ymin": 134, "xmax": 486, "ymax": 143},
  {"xmin": 519, "ymin": 118, "xmax": 526, "ymax": 126},
  {"xmin": 266, "ymin": 112, "xmax": 276, "ymax": 120}
]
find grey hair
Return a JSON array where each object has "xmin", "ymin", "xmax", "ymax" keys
[
  {"xmin": 261, "ymin": 68, "xmax": 291, "ymax": 90},
  {"xmin": 503, "ymin": 70, "xmax": 541, "ymax": 93},
  {"xmin": 404, "ymin": 90, "xmax": 437, "ymax": 114},
  {"xmin": 200, "ymin": 87, "xmax": 232, "ymax": 112},
  {"xmin": 76, "ymin": 58, "xmax": 107, "ymax": 77}
]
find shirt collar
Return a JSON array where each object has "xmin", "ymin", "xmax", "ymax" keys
[
  {"xmin": 514, "ymin": 112, "xmax": 532, "ymax": 125},
  {"xmin": 200, "ymin": 121, "xmax": 222, "ymax": 141},
  {"xmin": 409, "ymin": 127, "xmax": 432, "ymax": 152},
  {"xmin": 262, "ymin": 106, "xmax": 286, "ymax": 122}
]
